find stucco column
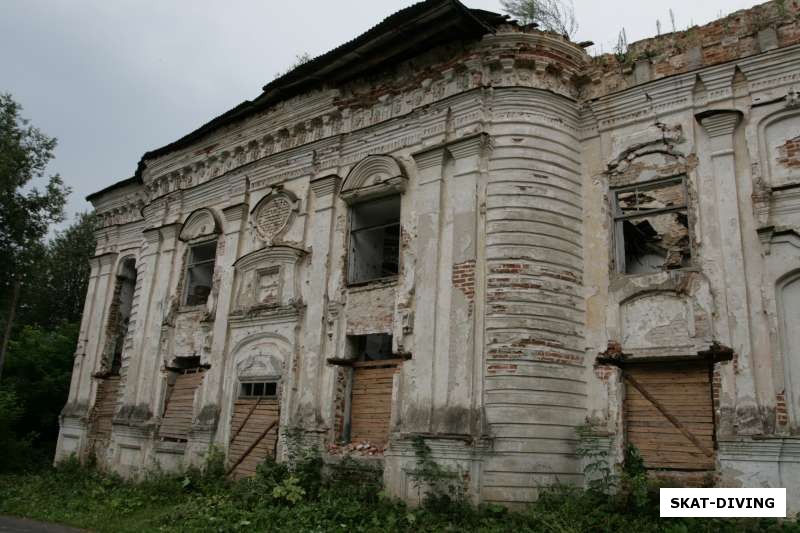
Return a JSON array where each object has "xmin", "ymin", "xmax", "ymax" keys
[
  {"xmin": 434, "ymin": 134, "xmax": 487, "ymax": 434},
  {"xmin": 75, "ymin": 252, "xmax": 118, "ymax": 408},
  {"xmin": 404, "ymin": 146, "xmax": 447, "ymax": 432},
  {"xmin": 697, "ymin": 110, "xmax": 762, "ymax": 434},
  {"xmin": 119, "ymin": 229, "xmax": 159, "ymax": 410},
  {"xmin": 204, "ymin": 202, "xmax": 247, "ymax": 443},
  {"xmin": 65, "ymin": 255, "xmax": 103, "ymax": 409},
  {"xmin": 302, "ymin": 175, "xmax": 341, "ymax": 429},
  {"xmin": 133, "ymin": 223, "xmax": 181, "ymax": 420}
]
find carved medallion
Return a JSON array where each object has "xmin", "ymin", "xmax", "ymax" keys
[{"xmin": 254, "ymin": 194, "xmax": 292, "ymax": 242}]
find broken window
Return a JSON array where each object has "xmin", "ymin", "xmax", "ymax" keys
[
  {"xmin": 612, "ymin": 177, "xmax": 691, "ymax": 274},
  {"xmin": 344, "ymin": 334, "xmax": 400, "ymax": 449},
  {"xmin": 184, "ymin": 241, "xmax": 217, "ymax": 306},
  {"xmin": 347, "ymin": 195, "xmax": 400, "ymax": 284},
  {"xmin": 240, "ymin": 381, "xmax": 278, "ymax": 398}
]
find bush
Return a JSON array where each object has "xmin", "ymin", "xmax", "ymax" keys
[
  {"xmin": 1, "ymin": 445, "xmax": 799, "ymax": 533},
  {"xmin": 0, "ymin": 386, "xmax": 34, "ymax": 473}
]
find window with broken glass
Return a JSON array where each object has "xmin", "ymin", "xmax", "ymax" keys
[
  {"xmin": 183, "ymin": 241, "xmax": 217, "ymax": 306},
  {"xmin": 612, "ymin": 176, "xmax": 691, "ymax": 274},
  {"xmin": 347, "ymin": 195, "xmax": 400, "ymax": 284}
]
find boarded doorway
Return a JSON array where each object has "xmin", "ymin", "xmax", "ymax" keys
[
  {"xmin": 159, "ymin": 368, "xmax": 205, "ymax": 441},
  {"xmin": 624, "ymin": 361, "xmax": 715, "ymax": 471},
  {"xmin": 349, "ymin": 359, "xmax": 400, "ymax": 447},
  {"xmin": 227, "ymin": 381, "xmax": 280, "ymax": 478},
  {"xmin": 87, "ymin": 376, "xmax": 120, "ymax": 453}
]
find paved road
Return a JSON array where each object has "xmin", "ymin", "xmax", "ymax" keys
[{"xmin": 0, "ymin": 517, "xmax": 84, "ymax": 533}]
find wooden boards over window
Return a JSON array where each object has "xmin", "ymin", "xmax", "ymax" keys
[
  {"xmin": 159, "ymin": 369, "xmax": 204, "ymax": 441},
  {"xmin": 88, "ymin": 376, "xmax": 120, "ymax": 450},
  {"xmin": 349, "ymin": 359, "xmax": 400, "ymax": 446},
  {"xmin": 624, "ymin": 361, "xmax": 715, "ymax": 471},
  {"xmin": 228, "ymin": 397, "xmax": 280, "ymax": 478}
]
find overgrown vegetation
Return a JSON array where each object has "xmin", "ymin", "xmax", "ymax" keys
[
  {"xmin": 0, "ymin": 93, "xmax": 96, "ymax": 472},
  {"xmin": 2, "ymin": 445, "xmax": 798, "ymax": 532}
]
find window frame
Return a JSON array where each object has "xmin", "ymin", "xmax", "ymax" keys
[
  {"xmin": 345, "ymin": 194, "xmax": 401, "ymax": 286},
  {"xmin": 182, "ymin": 239, "xmax": 218, "ymax": 307},
  {"xmin": 611, "ymin": 175, "xmax": 692, "ymax": 275},
  {"xmin": 238, "ymin": 380, "xmax": 279, "ymax": 399}
]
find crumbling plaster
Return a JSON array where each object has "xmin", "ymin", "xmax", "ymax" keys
[{"xmin": 58, "ymin": 1, "xmax": 800, "ymax": 510}]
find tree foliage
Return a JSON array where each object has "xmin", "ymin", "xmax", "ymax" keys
[
  {"xmin": 2, "ymin": 323, "xmax": 78, "ymax": 462},
  {"xmin": 0, "ymin": 93, "xmax": 70, "ymax": 286},
  {"xmin": 20, "ymin": 212, "xmax": 96, "ymax": 328},
  {"xmin": 500, "ymin": 0, "xmax": 579, "ymax": 38},
  {"xmin": 0, "ymin": 94, "xmax": 90, "ymax": 468}
]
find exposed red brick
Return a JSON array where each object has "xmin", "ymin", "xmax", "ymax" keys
[
  {"xmin": 452, "ymin": 260, "xmax": 476, "ymax": 306},
  {"xmin": 712, "ymin": 363, "xmax": 722, "ymax": 414},
  {"xmin": 777, "ymin": 136, "xmax": 800, "ymax": 169},
  {"xmin": 594, "ymin": 364, "xmax": 615, "ymax": 383},
  {"xmin": 487, "ymin": 363, "xmax": 518, "ymax": 374},
  {"xmin": 777, "ymin": 390, "xmax": 789, "ymax": 426}
]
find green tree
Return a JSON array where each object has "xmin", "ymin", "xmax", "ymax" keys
[
  {"xmin": 0, "ymin": 93, "xmax": 69, "ymax": 380},
  {"xmin": 21, "ymin": 212, "xmax": 96, "ymax": 329},
  {"xmin": 2, "ymin": 322, "xmax": 78, "ymax": 462}
]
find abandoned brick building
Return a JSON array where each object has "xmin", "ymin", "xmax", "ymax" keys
[{"xmin": 57, "ymin": 0, "xmax": 800, "ymax": 509}]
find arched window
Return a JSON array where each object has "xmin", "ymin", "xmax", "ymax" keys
[
  {"xmin": 108, "ymin": 257, "xmax": 137, "ymax": 374},
  {"xmin": 183, "ymin": 241, "xmax": 216, "ymax": 306},
  {"xmin": 179, "ymin": 209, "xmax": 221, "ymax": 307},
  {"xmin": 340, "ymin": 155, "xmax": 407, "ymax": 285}
]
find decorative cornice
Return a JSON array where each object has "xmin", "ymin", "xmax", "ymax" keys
[
  {"xmin": 411, "ymin": 145, "xmax": 447, "ymax": 171},
  {"xmin": 90, "ymin": 252, "xmax": 118, "ymax": 269},
  {"xmin": 697, "ymin": 109, "xmax": 742, "ymax": 138},
  {"xmin": 222, "ymin": 202, "xmax": 248, "ymax": 223},
  {"xmin": 340, "ymin": 155, "xmax": 406, "ymax": 204},
  {"xmin": 446, "ymin": 132, "xmax": 490, "ymax": 160},
  {"xmin": 234, "ymin": 245, "xmax": 307, "ymax": 272},
  {"xmin": 310, "ymin": 174, "xmax": 341, "ymax": 198},
  {"xmin": 179, "ymin": 208, "xmax": 222, "ymax": 242}
]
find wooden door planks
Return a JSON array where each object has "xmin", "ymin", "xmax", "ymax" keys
[
  {"xmin": 624, "ymin": 362, "xmax": 715, "ymax": 472},
  {"xmin": 228, "ymin": 397, "xmax": 280, "ymax": 479},
  {"xmin": 88, "ymin": 376, "xmax": 121, "ymax": 450},
  {"xmin": 158, "ymin": 371, "xmax": 205, "ymax": 441},
  {"xmin": 349, "ymin": 363, "xmax": 398, "ymax": 446}
]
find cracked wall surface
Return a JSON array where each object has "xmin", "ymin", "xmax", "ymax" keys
[{"xmin": 56, "ymin": 0, "xmax": 800, "ymax": 511}]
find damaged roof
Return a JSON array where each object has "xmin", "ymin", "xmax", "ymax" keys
[{"xmin": 89, "ymin": 1, "xmax": 505, "ymax": 201}]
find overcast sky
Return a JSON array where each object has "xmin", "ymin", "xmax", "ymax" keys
[{"xmin": 1, "ymin": 0, "xmax": 757, "ymax": 229}]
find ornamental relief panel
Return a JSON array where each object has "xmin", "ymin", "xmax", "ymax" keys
[
  {"xmin": 230, "ymin": 246, "xmax": 306, "ymax": 317},
  {"xmin": 250, "ymin": 190, "xmax": 299, "ymax": 246}
]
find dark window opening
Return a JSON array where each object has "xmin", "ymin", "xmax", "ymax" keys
[
  {"xmin": 109, "ymin": 258, "xmax": 137, "ymax": 374},
  {"xmin": 613, "ymin": 177, "xmax": 690, "ymax": 274},
  {"xmin": 184, "ymin": 241, "xmax": 217, "ymax": 306},
  {"xmin": 348, "ymin": 333, "xmax": 395, "ymax": 362},
  {"xmin": 348, "ymin": 196, "xmax": 400, "ymax": 284},
  {"xmin": 240, "ymin": 381, "xmax": 278, "ymax": 398}
]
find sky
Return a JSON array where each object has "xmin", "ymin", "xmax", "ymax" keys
[{"xmin": 0, "ymin": 0, "xmax": 758, "ymax": 230}]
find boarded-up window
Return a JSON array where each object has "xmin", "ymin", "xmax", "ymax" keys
[
  {"xmin": 349, "ymin": 359, "xmax": 400, "ymax": 446},
  {"xmin": 227, "ymin": 385, "xmax": 280, "ymax": 479},
  {"xmin": 159, "ymin": 369, "xmax": 204, "ymax": 441},
  {"xmin": 624, "ymin": 361, "xmax": 715, "ymax": 471},
  {"xmin": 88, "ymin": 376, "xmax": 120, "ymax": 450}
]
